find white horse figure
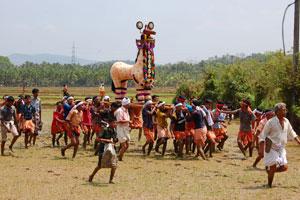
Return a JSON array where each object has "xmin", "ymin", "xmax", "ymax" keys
[{"xmin": 110, "ymin": 21, "xmax": 156, "ymax": 102}]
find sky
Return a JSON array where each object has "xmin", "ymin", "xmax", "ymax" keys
[{"xmin": 0, "ymin": 0, "xmax": 296, "ymax": 64}]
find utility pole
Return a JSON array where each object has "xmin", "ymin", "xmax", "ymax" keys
[
  {"xmin": 71, "ymin": 41, "xmax": 76, "ymax": 65},
  {"xmin": 282, "ymin": 2, "xmax": 296, "ymax": 55},
  {"xmin": 290, "ymin": 0, "xmax": 300, "ymax": 129},
  {"xmin": 293, "ymin": 0, "xmax": 299, "ymax": 73},
  {"xmin": 293, "ymin": 0, "xmax": 299, "ymax": 105}
]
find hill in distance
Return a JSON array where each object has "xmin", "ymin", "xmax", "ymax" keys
[{"xmin": 8, "ymin": 53, "xmax": 98, "ymax": 65}]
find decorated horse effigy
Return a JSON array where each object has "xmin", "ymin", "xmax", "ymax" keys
[{"xmin": 110, "ymin": 21, "xmax": 156, "ymax": 102}]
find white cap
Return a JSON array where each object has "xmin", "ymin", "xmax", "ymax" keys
[
  {"xmin": 253, "ymin": 108, "xmax": 263, "ymax": 115},
  {"xmin": 122, "ymin": 97, "xmax": 131, "ymax": 106},
  {"xmin": 103, "ymin": 96, "xmax": 110, "ymax": 101},
  {"xmin": 144, "ymin": 100, "xmax": 153, "ymax": 107},
  {"xmin": 75, "ymin": 101, "xmax": 84, "ymax": 108},
  {"xmin": 157, "ymin": 102, "xmax": 165, "ymax": 108},
  {"xmin": 175, "ymin": 103, "xmax": 183, "ymax": 107},
  {"xmin": 67, "ymin": 96, "xmax": 74, "ymax": 101}
]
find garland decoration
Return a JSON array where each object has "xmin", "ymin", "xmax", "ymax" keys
[
  {"xmin": 137, "ymin": 37, "xmax": 155, "ymax": 83},
  {"xmin": 136, "ymin": 21, "xmax": 156, "ymax": 85}
]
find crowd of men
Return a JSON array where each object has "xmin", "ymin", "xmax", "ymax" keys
[
  {"xmin": 0, "ymin": 88, "xmax": 41, "ymax": 155},
  {"xmin": 1, "ymin": 86, "xmax": 300, "ymax": 187}
]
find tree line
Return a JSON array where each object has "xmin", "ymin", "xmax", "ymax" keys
[
  {"xmin": 174, "ymin": 52, "xmax": 300, "ymax": 132},
  {"xmin": 1, "ymin": 52, "xmax": 299, "ymax": 130},
  {"xmin": 0, "ymin": 53, "xmax": 265, "ymax": 87},
  {"xmin": 1, "ymin": 52, "xmax": 299, "ymax": 111}
]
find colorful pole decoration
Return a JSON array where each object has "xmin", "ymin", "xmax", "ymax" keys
[{"xmin": 136, "ymin": 21, "xmax": 156, "ymax": 85}]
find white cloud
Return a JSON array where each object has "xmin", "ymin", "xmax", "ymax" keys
[
  {"xmin": 43, "ymin": 24, "xmax": 58, "ymax": 33},
  {"xmin": 13, "ymin": 24, "xmax": 31, "ymax": 31}
]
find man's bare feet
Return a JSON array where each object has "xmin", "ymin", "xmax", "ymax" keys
[
  {"xmin": 118, "ymin": 155, "xmax": 122, "ymax": 161},
  {"xmin": 155, "ymin": 147, "xmax": 161, "ymax": 154},
  {"xmin": 242, "ymin": 151, "xmax": 246, "ymax": 157},
  {"xmin": 9, "ymin": 145, "xmax": 14, "ymax": 152},
  {"xmin": 61, "ymin": 149, "xmax": 65, "ymax": 156},
  {"xmin": 109, "ymin": 181, "xmax": 115, "ymax": 184},
  {"xmin": 88, "ymin": 175, "xmax": 93, "ymax": 182}
]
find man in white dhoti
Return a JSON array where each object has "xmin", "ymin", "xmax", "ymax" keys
[
  {"xmin": 259, "ymin": 103, "xmax": 300, "ymax": 187},
  {"xmin": 115, "ymin": 97, "xmax": 131, "ymax": 161}
]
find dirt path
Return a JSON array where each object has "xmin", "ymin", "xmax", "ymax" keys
[{"xmin": 0, "ymin": 120, "xmax": 299, "ymax": 200}]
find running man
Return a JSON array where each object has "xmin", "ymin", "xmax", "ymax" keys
[
  {"xmin": 259, "ymin": 103, "xmax": 300, "ymax": 187},
  {"xmin": 0, "ymin": 96, "xmax": 19, "ymax": 155}
]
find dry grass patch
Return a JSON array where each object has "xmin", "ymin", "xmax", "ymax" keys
[{"xmin": 0, "ymin": 110, "xmax": 300, "ymax": 200}]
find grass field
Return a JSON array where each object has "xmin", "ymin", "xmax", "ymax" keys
[{"xmin": 0, "ymin": 88, "xmax": 300, "ymax": 200}]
